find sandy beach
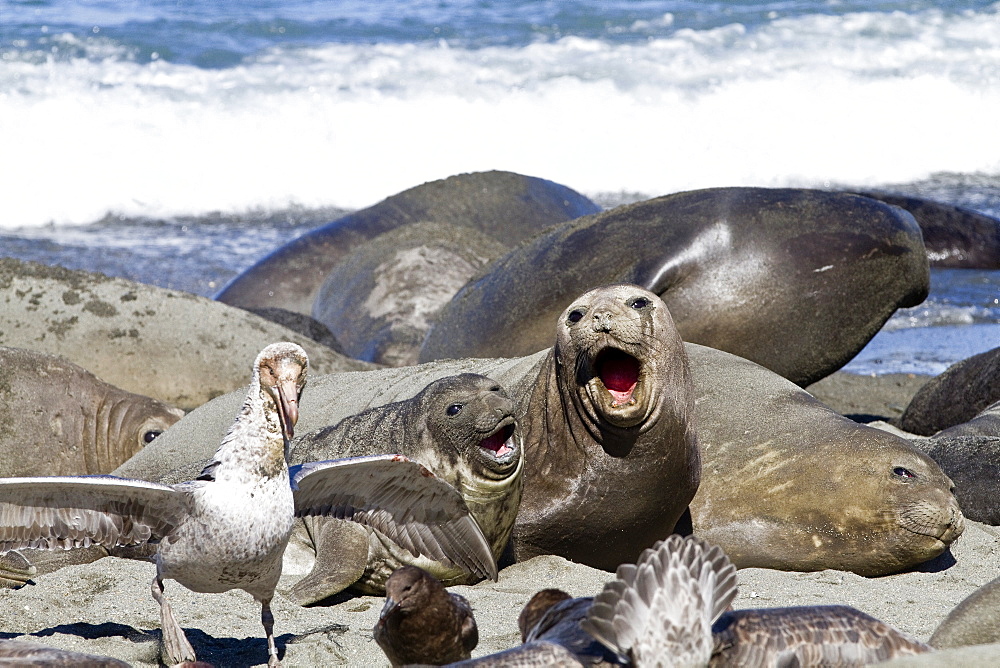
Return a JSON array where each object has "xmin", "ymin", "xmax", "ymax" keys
[
  {"xmin": 1, "ymin": 520, "xmax": 998, "ymax": 666},
  {"xmin": 1, "ymin": 370, "xmax": 998, "ymax": 665}
]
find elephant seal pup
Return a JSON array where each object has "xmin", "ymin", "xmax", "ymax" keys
[
  {"xmin": 421, "ymin": 187, "xmax": 929, "ymax": 387},
  {"xmin": 215, "ymin": 170, "xmax": 600, "ymax": 315},
  {"xmin": 850, "ymin": 190, "xmax": 1000, "ymax": 268},
  {"xmin": 0, "ymin": 346, "xmax": 184, "ymax": 476},
  {"xmin": 0, "ymin": 258, "xmax": 371, "ymax": 409},
  {"xmin": 283, "ymin": 373, "xmax": 522, "ymax": 603},
  {"xmin": 311, "ymin": 222, "xmax": 508, "ymax": 366},
  {"xmin": 117, "ymin": 285, "xmax": 699, "ymax": 573},
  {"xmin": 686, "ymin": 343, "xmax": 965, "ymax": 576},
  {"xmin": 899, "ymin": 346, "xmax": 1000, "ymax": 435}
]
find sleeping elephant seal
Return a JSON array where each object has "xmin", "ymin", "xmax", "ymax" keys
[
  {"xmin": 686, "ymin": 343, "xmax": 965, "ymax": 576},
  {"xmin": 311, "ymin": 222, "xmax": 508, "ymax": 366},
  {"xmin": 899, "ymin": 346, "xmax": 1000, "ymax": 436},
  {"xmin": 421, "ymin": 187, "xmax": 929, "ymax": 387},
  {"xmin": 0, "ymin": 258, "xmax": 372, "ymax": 410},
  {"xmin": 117, "ymin": 285, "xmax": 699, "ymax": 573},
  {"xmin": 214, "ymin": 170, "xmax": 601, "ymax": 315},
  {"xmin": 0, "ymin": 346, "xmax": 184, "ymax": 476},
  {"xmin": 850, "ymin": 190, "xmax": 1000, "ymax": 268},
  {"xmin": 283, "ymin": 374, "xmax": 522, "ymax": 603}
]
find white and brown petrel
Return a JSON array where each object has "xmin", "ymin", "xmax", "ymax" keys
[{"xmin": 0, "ymin": 342, "xmax": 496, "ymax": 666}]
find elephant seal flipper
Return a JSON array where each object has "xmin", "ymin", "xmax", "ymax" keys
[{"xmin": 289, "ymin": 518, "xmax": 369, "ymax": 605}]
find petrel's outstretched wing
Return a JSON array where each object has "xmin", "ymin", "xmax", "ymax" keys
[
  {"xmin": 291, "ymin": 454, "xmax": 498, "ymax": 581},
  {"xmin": 0, "ymin": 475, "xmax": 189, "ymax": 553}
]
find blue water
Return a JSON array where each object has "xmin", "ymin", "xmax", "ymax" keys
[{"xmin": 1, "ymin": 0, "xmax": 998, "ymax": 375}]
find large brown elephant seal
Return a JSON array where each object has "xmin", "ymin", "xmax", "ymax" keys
[
  {"xmin": 118, "ymin": 285, "xmax": 699, "ymax": 573},
  {"xmin": 0, "ymin": 258, "xmax": 371, "ymax": 409},
  {"xmin": 117, "ymin": 284, "xmax": 961, "ymax": 576},
  {"xmin": 421, "ymin": 187, "xmax": 929, "ymax": 387},
  {"xmin": 311, "ymin": 222, "xmax": 508, "ymax": 365},
  {"xmin": 900, "ymin": 346, "xmax": 1000, "ymax": 435},
  {"xmin": 214, "ymin": 170, "xmax": 600, "ymax": 315},
  {"xmin": 0, "ymin": 346, "xmax": 184, "ymax": 476},
  {"xmin": 851, "ymin": 190, "xmax": 1000, "ymax": 268},
  {"xmin": 284, "ymin": 374, "xmax": 523, "ymax": 603},
  {"xmin": 687, "ymin": 343, "xmax": 965, "ymax": 576}
]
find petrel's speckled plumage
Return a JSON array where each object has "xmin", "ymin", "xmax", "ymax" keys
[
  {"xmin": 709, "ymin": 605, "xmax": 933, "ymax": 666},
  {"xmin": 0, "ymin": 342, "xmax": 496, "ymax": 666}
]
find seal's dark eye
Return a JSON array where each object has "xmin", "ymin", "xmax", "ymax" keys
[
  {"xmin": 630, "ymin": 297, "xmax": 650, "ymax": 309},
  {"xmin": 447, "ymin": 403, "xmax": 463, "ymax": 416},
  {"xmin": 567, "ymin": 309, "xmax": 584, "ymax": 324},
  {"xmin": 893, "ymin": 467, "xmax": 916, "ymax": 479},
  {"xmin": 143, "ymin": 430, "xmax": 162, "ymax": 444}
]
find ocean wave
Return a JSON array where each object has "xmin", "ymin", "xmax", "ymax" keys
[
  {"xmin": 842, "ymin": 323, "xmax": 1000, "ymax": 375},
  {"xmin": 2, "ymin": 5, "xmax": 999, "ymax": 227}
]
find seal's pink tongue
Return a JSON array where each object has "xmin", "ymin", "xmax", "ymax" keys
[
  {"xmin": 480, "ymin": 432, "xmax": 514, "ymax": 458},
  {"xmin": 600, "ymin": 352, "xmax": 639, "ymax": 405}
]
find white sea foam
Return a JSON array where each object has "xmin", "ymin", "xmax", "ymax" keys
[{"xmin": 2, "ymin": 6, "xmax": 999, "ymax": 227}]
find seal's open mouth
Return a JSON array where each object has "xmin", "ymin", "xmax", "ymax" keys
[
  {"xmin": 596, "ymin": 349, "xmax": 640, "ymax": 407},
  {"xmin": 479, "ymin": 423, "xmax": 516, "ymax": 459}
]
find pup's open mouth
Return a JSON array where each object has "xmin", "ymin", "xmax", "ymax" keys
[
  {"xmin": 479, "ymin": 422, "xmax": 516, "ymax": 459},
  {"xmin": 596, "ymin": 348, "xmax": 640, "ymax": 407}
]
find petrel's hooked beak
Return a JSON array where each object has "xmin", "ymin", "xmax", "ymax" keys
[{"xmin": 273, "ymin": 381, "xmax": 299, "ymax": 442}]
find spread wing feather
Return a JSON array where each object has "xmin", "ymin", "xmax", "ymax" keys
[
  {"xmin": 581, "ymin": 535, "xmax": 738, "ymax": 665},
  {"xmin": 0, "ymin": 476, "xmax": 187, "ymax": 553},
  {"xmin": 290, "ymin": 454, "xmax": 498, "ymax": 581}
]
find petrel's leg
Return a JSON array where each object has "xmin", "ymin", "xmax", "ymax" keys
[
  {"xmin": 150, "ymin": 574, "xmax": 196, "ymax": 664},
  {"xmin": 261, "ymin": 597, "xmax": 281, "ymax": 666}
]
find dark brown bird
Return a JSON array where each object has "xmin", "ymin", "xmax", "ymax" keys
[
  {"xmin": 374, "ymin": 565, "xmax": 479, "ymax": 666},
  {"xmin": 517, "ymin": 588, "xmax": 573, "ymax": 642}
]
